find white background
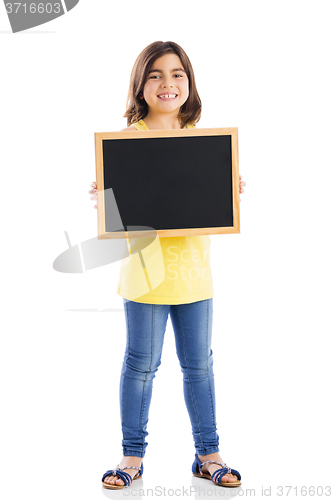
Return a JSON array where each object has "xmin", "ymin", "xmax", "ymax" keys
[{"xmin": 1, "ymin": 1, "xmax": 332, "ymax": 499}]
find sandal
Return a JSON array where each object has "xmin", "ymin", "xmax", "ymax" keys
[
  {"xmin": 192, "ymin": 453, "xmax": 241, "ymax": 487},
  {"xmin": 102, "ymin": 463, "xmax": 144, "ymax": 490}
]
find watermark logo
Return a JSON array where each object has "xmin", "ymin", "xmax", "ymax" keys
[
  {"xmin": 3, "ymin": 0, "xmax": 80, "ymax": 33},
  {"xmin": 53, "ymin": 188, "xmax": 166, "ymax": 301},
  {"xmin": 166, "ymin": 245, "xmax": 212, "ymax": 281}
]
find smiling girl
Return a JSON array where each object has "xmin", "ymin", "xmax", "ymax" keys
[{"xmin": 89, "ymin": 41, "xmax": 245, "ymax": 490}]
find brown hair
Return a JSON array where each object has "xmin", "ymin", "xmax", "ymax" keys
[{"xmin": 123, "ymin": 41, "xmax": 202, "ymax": 128}]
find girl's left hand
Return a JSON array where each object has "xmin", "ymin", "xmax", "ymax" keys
[{"xmin": 239, "ymin": 175, "xmax": 246, "ymax": 201}]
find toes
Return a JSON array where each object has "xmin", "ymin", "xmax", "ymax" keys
[
  {"xmin": 115, "ymin": 477, "xmax": 125, "ymax": 486},
  {"xmin": 104, "ymin": 474, "xmax": 125, "ymax": 486},
  {"xmin": 220, "ymin": 473, "xmax": 237, "ymax": 483},
  {"xmin": 104, "ymin": 474, "xmax": 115, "ymax": 484}
]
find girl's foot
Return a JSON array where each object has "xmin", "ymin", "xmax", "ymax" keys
[
  {"xmin": 197, "ymin": 452, "xmax": 239, "ymax": 484},
  {"xmin": 103, "ymin": 456, "xmax": 142, "ymax": 487}
]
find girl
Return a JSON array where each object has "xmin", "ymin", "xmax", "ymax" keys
[{"xmin": 89, "ymin": 41, "xmax": 246, "ymax": 490}]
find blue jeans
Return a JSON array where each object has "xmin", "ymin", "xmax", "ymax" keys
[{"xmin": 119, "ymin": 298, "xmax": 220, "ymax": 458}]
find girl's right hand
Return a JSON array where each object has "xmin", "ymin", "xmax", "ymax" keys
[{"xmin": 89, "ymin": 181, "xmax": 97, "ymax": 209}]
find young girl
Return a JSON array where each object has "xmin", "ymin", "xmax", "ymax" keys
[{"xmin": 89, "ymin": 41, "xmax": 246, "ymax": 490}]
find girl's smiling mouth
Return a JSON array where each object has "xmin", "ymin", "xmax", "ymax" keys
[{"xmin": 157, "ymin": 93, "xmax": 178, "ymax": 100}]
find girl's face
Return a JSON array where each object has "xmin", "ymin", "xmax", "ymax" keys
[{"xmin": 142, "ymin": 53, "xmax": 189, "ymax": 115}]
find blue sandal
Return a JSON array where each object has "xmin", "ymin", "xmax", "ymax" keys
[
  {"xmin": 102, "ymin": 463, "xmax": 144, "ymax": 489},
  {"xmin": 192, "ymin": 454, "xmax": 241, "ymax": 487}
]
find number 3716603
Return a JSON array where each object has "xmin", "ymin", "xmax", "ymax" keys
[{"xmin": 5, "ymin": 3, "xmax": 61, "ymax": 14}]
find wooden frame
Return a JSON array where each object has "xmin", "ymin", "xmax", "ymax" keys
[{"xmin": 94, "ymin": 127, "xmax": 240, "ymax": 239}]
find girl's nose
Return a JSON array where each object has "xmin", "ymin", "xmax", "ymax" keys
[{"xmin": 162, "ymin": 79, "xmax": 174, "ymax": 87}]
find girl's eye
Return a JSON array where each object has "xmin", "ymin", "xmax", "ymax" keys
[{"xmin": 149, "ymin": 74, "xmax": 183, "ymax": 79}]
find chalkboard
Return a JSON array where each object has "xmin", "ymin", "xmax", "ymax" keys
[{"xmin": 94, "ymin": 128, "xmax": 240, "ymax": 239}]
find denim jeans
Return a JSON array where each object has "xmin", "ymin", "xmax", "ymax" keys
[{"xmin": 119, "ymin": 298, "xmax": 219, "ymax": 458}]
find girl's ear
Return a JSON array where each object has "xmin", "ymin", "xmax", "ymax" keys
[{"xmin": 138, "ymin": 91, "xmax": 144, "ymax": 99}]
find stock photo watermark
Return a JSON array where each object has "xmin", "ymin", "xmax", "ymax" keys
[
  {"xmin": 53, "ymin": 187, "xmax": 165, "ymax": 307},
  {"xmin": 166, "ymin": 245, "xmax": 212, "ymax": 281},
  {"xmin": 120, "ymin": 484, "xmax": 332, "ymax": 497},
  {"xmin": 53, "ymin": 187, "xmax": 213, "ymax": 309},
  {"xmin": 3, "ymin": 0, "xmax": 80, "ymax": 33}
]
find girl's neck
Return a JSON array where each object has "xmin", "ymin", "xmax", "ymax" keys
[{"xmin": 142, "ymin": 111, "xmax": 185, "ymax": 130}]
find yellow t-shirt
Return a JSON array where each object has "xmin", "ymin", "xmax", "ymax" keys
[{"xmin": 117, "ymin": 119, "xmax": 214, "ymax": 305}]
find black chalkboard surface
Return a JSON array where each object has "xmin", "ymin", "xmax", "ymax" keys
[{"xmin": 95, "ymin": 128, "xmax": 239, "ymax": 239}]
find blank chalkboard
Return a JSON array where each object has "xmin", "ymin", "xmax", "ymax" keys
[{"xmin": 94, "ymin": 128, "xmax": 240, "ymax": 239}]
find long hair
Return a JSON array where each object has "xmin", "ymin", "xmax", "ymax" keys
[{"xmin": 124, "ymin": 41, "xmax": 202, "ymax": 128}]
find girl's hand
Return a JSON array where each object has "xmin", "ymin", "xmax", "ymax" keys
[
  {"xmin": 239, "ymin": 175, "xmax": 246, "ymax": 201},
  {"xmin": 88, "ymin": 181, "xmax": 97, "ymax": 209}
]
